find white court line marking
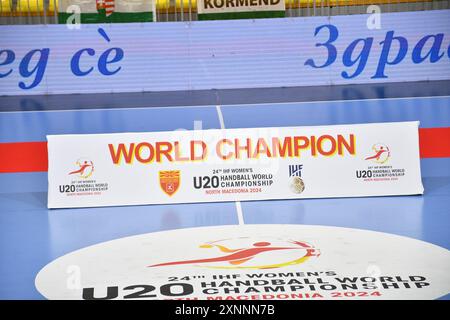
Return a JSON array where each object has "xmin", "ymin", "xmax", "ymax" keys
[
  {"xmin": 215, "ymin": 105, "xmax": 225, "ymax": 130},
  {"xmin": 235, "ymin": 201, "xmax": 245, "ymax": 226},
  {"xmin": 2, "ymin": 95, "xmax": 449, "ymax": 114},
  {"xmin": 216, "ymin": 104, "xmax": 245, "ymax": 226}
]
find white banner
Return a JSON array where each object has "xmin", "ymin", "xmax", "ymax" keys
[
  {"xmin": 47, "ymin": 121, "xmax": 423, "ymax": 209},
  {"xmin": 197, "ymin": 0, "xmax": 285, "ymax": 15}
]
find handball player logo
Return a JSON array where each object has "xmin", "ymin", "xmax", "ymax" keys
[
  {"xmin": 159, "ymin": 170, "xmax": 180, "ymax": 196},
  {"xmin": 68, "ymin": 158, "xmax": 94, "ymax": 179},
  {"xmin": 149, "ymin": 238, "xmax": 320, "ymax": 270},
  {"xmin": 365, "ymin": 143, "xmax": 391, "ymax": 164}
]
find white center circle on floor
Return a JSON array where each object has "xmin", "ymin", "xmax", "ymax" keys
[{"xmin": 35, "ymin": 224, "xmax": 450, "ymax": 300}]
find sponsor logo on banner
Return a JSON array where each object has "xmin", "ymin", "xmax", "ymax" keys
[
  {"xmin": 68, "ymin": 158, "xmax": 95, "ymax": 179},
  {"xmin": 356, "ymin": 143, "xmax": 406, "ymax": 183},
  {"xmin": 288, "ymin": 164, "xmax": 305, "ymax": 194},
  {"xmin": 365, "ymin": 143, "xmax": 391, "ymax": 164},
  {"xmin": 35, "ymin": 225, "xmax": 450, "ymax": 300},
  {"xmin": 197, "ymin": 0, "xmax": 285, "ymax": 20},
  {"xmin": 149, "ymin": 238, "xmax": 319, "ymax": 269},
  {"xmin": 58, "ymin": 157, "xmax": 109, "ymax": 198},
  {"xmin": 159, "ymin": 170, "xmax": 181, "ymax": 196}
]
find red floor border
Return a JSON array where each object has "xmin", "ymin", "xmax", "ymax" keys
[{"xmin": 1, "ymin": 127, "xmax": 449, "ymax": 173}]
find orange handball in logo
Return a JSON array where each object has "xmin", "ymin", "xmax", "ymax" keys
[{"xmin": 159, "ymin": 170, "xmax": 180, "ymax": 196}]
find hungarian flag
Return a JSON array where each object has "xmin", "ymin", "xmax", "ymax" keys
[
  {"xmin": 58, "ymin": 0, "xmax": 153, "ymax": 24},
  {"xmin": 97, "ymin": 0, "xmax": 115, "ymax": 17}
]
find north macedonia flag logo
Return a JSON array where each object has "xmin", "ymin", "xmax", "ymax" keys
[{"xmin": 159, "ymin": 170, "xmax": 180, "ymax": 196}]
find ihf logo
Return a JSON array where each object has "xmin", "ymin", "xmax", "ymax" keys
[{"xmin": 289, "ymin": 165, "xmax": 305, "ymax": 194}]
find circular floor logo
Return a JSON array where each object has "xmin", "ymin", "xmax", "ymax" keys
[{"xmin": 35, "ymin": 225, "xmax": 450, "ymax": 300}]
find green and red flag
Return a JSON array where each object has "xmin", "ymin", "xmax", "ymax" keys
[{"xmin": 58, "ymin": 0, "xmax": 153, "ymax": 24}]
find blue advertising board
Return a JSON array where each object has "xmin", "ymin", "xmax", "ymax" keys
[{"xmin": 0, "ymin": 10, "xmax": 449, "ymax": 95}]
